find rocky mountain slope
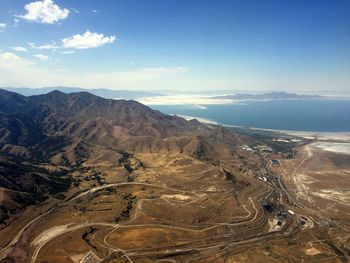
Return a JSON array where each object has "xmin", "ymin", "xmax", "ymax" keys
[
  {"xmin": 0, "ymin": 88, "xmax": 223, "ymax": 228},
  {"xmin": 1, "ymin": 89, "xmax": 346, "ymax": 263}
]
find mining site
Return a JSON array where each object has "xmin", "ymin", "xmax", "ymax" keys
[{"xmin": 0, "ymin": 89, "xmax": 349, "ymax": 263}]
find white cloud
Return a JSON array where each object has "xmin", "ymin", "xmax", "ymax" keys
[
  {"xmin": 26, "ymin": 31, "xmax": 115, "ymax": 52},
  {"xmin": 27, "ymin": 42, "xmax": 36, "ymax": 48},
  {"xmin": 27, "ymin": 41, "xmax": 58, "ymax": 50},
  {"xmin": 0, "ymin": 52, "xmax": 22, "ymax": 62},
  {"xmin": 33, "ymin": 54, "xmax": 49, "ymax": 61},
  {"xmin": 12, "ymin": 46, "xmax": 28, "ymax": 52},
  {"xmin": 139, "ymin": 67, "xmax": 188, "ymax": 76},
  {"xmin": 92, "ymin": 10, "xmax": 98, "ymax": 13},
  {"xmin": 71, "ymin": 8, "xmax": 79, "ymax": 14},
  {"xmin": 37, "ymin": 43, "xmax": 58, "ymax": 50},
  {"xmin": 0, "ymin": 22, "xmax": 6, "ymax": 31},
  {"xmin": 62, "ymin": 30, "xmax": 116, "ymax": 49},
  {"xmin": 13, "ymin": 18, "xmax": 20, "ymax": 27},
  {"xmin": 0, "ymin": 53, "xmax": 52, "ymax": 86},
  {"xmin": 0, "ymin": 53, "xmax": 34, "ymax": 85},
  {"xmin": 18, "ymin": 0, "xmax": 69, "ymax": 24},
  {"xmin": 61, "ymin": 50, "xmax": 75, "ymax": 54}
]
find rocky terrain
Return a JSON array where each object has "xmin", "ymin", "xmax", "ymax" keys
[{"xmin": 0, "ymin": 89, "xmax": 349, "ymax": 263}]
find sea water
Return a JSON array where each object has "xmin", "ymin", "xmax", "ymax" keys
[{"xmin": 150, "ymin": 99, "xmax": 350, "ymax": 132}]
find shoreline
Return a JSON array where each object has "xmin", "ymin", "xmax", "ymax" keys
[
  {"xmin": 225, "ymin": 126, "xmax": 350, "ymax": 142},
  {"xmin": 177, "ymin": 114, "xmax": 350, "ymax": 142},
  {"xmin": 238, "ymin": 127, "xmax": 350, "ymax": 142}
]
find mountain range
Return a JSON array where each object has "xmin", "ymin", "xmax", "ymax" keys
[
  {"xmin": 0, "ymin": 87, "xmax": 163, "ymax": 100},
  {"xmin": 0, "ymin": 88, "xmax": 347, "ymax": 263},
  {"xmin": 0, "ymin": 88, "xmax": 237, "ymax": 231}
]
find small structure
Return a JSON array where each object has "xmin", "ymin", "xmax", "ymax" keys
[
  {"xmin": 241, "ymin": 145, "xmax": 254, "ymax": 152},
  {"xmin": 272, "ymin": 159, "xmax": 280, "ymax": 165}
]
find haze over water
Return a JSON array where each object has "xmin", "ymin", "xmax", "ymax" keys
[{"xmin": 150, "ymin": 99, "xmax": 350, "ymax": 132}]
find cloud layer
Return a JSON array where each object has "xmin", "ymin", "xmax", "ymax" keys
[
  {"xmin": 0, "ymin": 52, "xmax": 188, "ymax": 89},
  {"xmin": 0, "ymin": 52, "xmax": 22, "ymax": 62},
  {"xmin": 18, "ymin": 0, "xmax": 69, "ymax": 24},
  {"xmin": 62, "ymin": 31, "xmax": 116, "ymax": 49},
  {"xmin": 0, "ymin": 22, "xmax": 6, "ymax": 31},
  {"xmin": 27, "ymin": 41, "xmax": 59, "ymax": 50},
  {"xmin": 26, "ymin": 31, "xmax": 116, "ymax": 52},
  {"xmin": 33, "ymin": 54, "xmax": 49, "ymax": 61},
  {"xmin": 12, "ymin": 46, "xmax": 27, "ymax": 52}
]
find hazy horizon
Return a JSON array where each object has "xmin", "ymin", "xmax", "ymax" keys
[{"xmin": 2, "ymin": 86, "xmax": 350, "ymax": 98}]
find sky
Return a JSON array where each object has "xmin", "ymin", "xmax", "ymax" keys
[{"xmin": 0, "ymin": 0, "xmax": 349, "ymax": 94}]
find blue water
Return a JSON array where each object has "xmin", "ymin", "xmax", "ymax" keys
[{"xmin": 150, "ymin": 99, "xmax": 350, "ymax": 132}]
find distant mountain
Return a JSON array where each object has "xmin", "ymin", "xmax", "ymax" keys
[
  {"xmin": 0, "ymin": 87, "xmax": 164, "ymax": 99},
  {"xmin": 213, "ymin": 92, "xmax": 322, "ymax": 100}
]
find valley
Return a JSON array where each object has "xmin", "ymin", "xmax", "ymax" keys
[{"xmin": 0, "ymin": 89, "xmax": 349, "ymax": 263}]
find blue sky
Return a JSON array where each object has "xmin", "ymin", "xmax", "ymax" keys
[{"xmin": 0, "ymin": 0, "xmax": 349, "ymax": 94}]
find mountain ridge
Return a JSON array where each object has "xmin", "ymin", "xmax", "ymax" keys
[
  {"xmin": 0, "ymin": 87, "xmax": 164, "ymax": 100},
  {"xmin": 0, "ymin": 89, "xmax": 213, "ymax": 228}
]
